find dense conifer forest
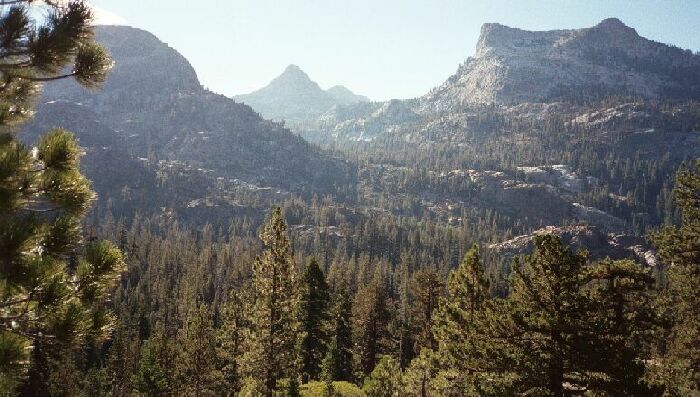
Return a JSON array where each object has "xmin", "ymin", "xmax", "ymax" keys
[{"xmin": 1, "ymin": 2, "xmax": 700, "ymax": 396}]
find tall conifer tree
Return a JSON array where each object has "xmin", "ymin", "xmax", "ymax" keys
[
  {"xmin": 409, "ymin": 267, "xmax": 444, "ymax": 354},
  {"xmin": 506, "ymin": 236, "xmax": 656, "ymax": 396},
  {"xmin": 176, "ymin": 303, "xmax": 219, "ymax": 397},
  {"xmin": 352, "ymin": 280, "xmax": 389, "ymax": 377},
  {"xmin": 243, "ymin": 208, "xmax": 299, "ymax": 396},
  {"xmin": 218, "ymin": 288, "xmax": 249, "ymax": 394},
  {"xmin": 298, "ymin": 257, "xmax": 330, "ymax": 383},
  {"xmin": 322, "ymin": 283, "xmax": 354, "ymax": 383},
  {"xmin": 432, "ymin": 245, "xmax": 514, "ymax": 395}
]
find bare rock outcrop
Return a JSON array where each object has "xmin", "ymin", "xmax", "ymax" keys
[
  {"xmin": 423, "ymin": 18, "xmax": 700, "ymax": 109},
  {"xmin": 489, "ymin": 225, "xmax": 657, "ymax": 266}
]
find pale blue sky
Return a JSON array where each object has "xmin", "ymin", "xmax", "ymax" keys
[{"xmin": 91, "ymin": 0, "xmax": 700, "ymax": 101}]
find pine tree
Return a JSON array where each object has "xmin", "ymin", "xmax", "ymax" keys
[
  {"xmin": 506, "ymin": 236, "xmax": 656, "ymax": 396},
  {"xmin": 218, "ymin": 288, "xmax": 249, "ymax": 394},
  {"xmin": 243, "ymin": 208, "xmax": 300, "ymax": 396},
  {"xmin": 408, "ymin": 267, "xmax": 444, "ymax": 354},
  {"xmin": 0, "ymin": 1, "xmax": 117, "ymax": 392},
  {"xmin": 432, "ymin": 245, "xmax": 514, "ymax": 395},
  {"xmin": 393, "ymin": 261, "xmax": 414, "ymax": 369},
  {"xmin": 133, "ymin": 329, "xmax": 172, "ymax": 396},
  {"xmin": 176, "ymin": 302, "xmax": 220, "ymax": 397},
  {"xmin": 298, "ymin": 257, "xmax": 330, "ymax": 383},
  {"xmin": 322, "ymin": 283, "xmax": 354, "ymax": 383},
  {"xmin": 107, "ymin": 321, "xmax": 139, "ymax": 397},
  {"xmin": 507, "ymin": 236, "xmax": 589, "ymax": 396},
  {"xmin": 352, "ymin": 280, "xmax": 390, "ymax": 377},
  {"xmin": 402, "ymin": 349, "xmax": 441, "ymax": 397},
  {"xmin": 582, "ymin": 259, "xmax": 657, "ymax": 396},
  {"xmin": 649, "ymin": 160, "xmax": 700, "ymax": 394}
]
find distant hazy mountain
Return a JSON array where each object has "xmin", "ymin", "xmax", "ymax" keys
[
  {"xmin": 35, "ymin": 26, "xmax": 355, "ymax": 206},
  {"xmin": 234, "ymin": 64, "xmax": 369, "ymax": 122},
  {"xmin": 424, "ymin": 18, "xmax": 700, "ymax": 109}
]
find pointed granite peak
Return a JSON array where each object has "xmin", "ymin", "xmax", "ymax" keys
[
  {"xmin": 593, "ymin": 17, "xmax": 638, "ymax": 37},
  {"xmin": 284, "ymin": 63, "xmax": 303, "ymax": 72},
  {"xmin": 234, "ymin": 65, "xmax": 368, "ymax": 121},
  {"xmin": 277, "ymin": 64, "xmax": 312, "ymax": 81}
]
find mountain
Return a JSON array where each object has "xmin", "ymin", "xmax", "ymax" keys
[
  {"xmin": 30, "ymin": 26, "xmax": 355, "ymax": 219},
  {"xmin": 23, "ymin": 21, "xmax": 700, "ymax": 239},
  {"xmin": 293, "ymin": 19, "xmax": 700, "ymax": 237},
  {"xmin": 234, "ymin": 64, "xmax": 369, "ymax": 122},
  {"xmin": 424, "ymin": 18, "xmax": 700, "ymax": 108},
  {"xmin": 301, "ymin": 19, "xmax": 700, "ymax": 143},
  {"xmin": 326, "ymin": 85, "xmax": 370, "ymax": 105}
]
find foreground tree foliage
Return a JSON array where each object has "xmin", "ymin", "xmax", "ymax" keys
[
  {"xmin": 352, "ymin": 279, "xmax": 390, "ymax": 378},
  {"xmin": 505, "ymin": 236, "xmax": 656, "ymax": 396},
  {"xmin": 649, "ymin": 160, "xmax": 700, "ymax": 395},
  {"xmin": 176, "ymin": 303, "xmax": 219, "ymax": 396},
  {"xmin": 133, "ymin": 328, "xmax": 174, "ymax": 396},
  {"xmin": 0, "ymin": 0, "xmax": 121, "ymax": 393},
  {"xmin": 432, "ymin": 245, "xmax": 515, "ymax": 395}
]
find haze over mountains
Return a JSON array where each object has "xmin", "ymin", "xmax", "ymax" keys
[
  {"xmin": 31, "ymin": 26, "xmax": 354, "ymax": 213},
  {"xmin": 234, "ymin": 64, "xmax": 370, "ymax": 123},
  {"xmin": 23, "ymin": 18, "xmax": 700, "ymax": 255}
]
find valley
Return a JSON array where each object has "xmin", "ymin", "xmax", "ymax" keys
[
  {"xmin": 4, "ymin": 7, "xmax": 700, "ymax": 394},
  {"xmin": 25, "ymin": 21, "xmax": 698, "ymax": 260}
]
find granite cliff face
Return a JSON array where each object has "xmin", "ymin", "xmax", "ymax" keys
[
  {"xmin": 301, "ymin": 19, "xmax": 700, "ymax": 143},
  {"xmin": 234, "ymin": 64, "xmax": 369, "ymax": 122},
  {"xmin": 423, "ymin": 18, "xmax": 700, "ymax": 109}
]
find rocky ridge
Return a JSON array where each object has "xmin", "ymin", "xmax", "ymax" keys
[
  {"xmin": 423, "ymin": 18, "xmax": 700, "ymax": 109},
  {"xmin": 299, "ymin": 19, "xmax": 700, "ymax": 143},
  {"xmin": 489, "ymin": 225, "xmax": 657, "ymax": 267}
]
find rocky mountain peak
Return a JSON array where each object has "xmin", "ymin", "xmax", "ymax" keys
[
  {"xmin": 282, "ymin": 63, "xmax": 305, "ymax": 75},
  {"xmin": 594, "ymin": 17, "xmax": 635, "ymax": 34},
  {"xmin": 234, "ymin": 65, "xmax": 368, "ymax": 122},
  {"xmin": 272, "ymin": 64, "xmax": 318, "ymax": 88},
  {"xmin": 94, "ymin": 25, "xmax": 201, "ymax": 90},
  {"xmin": 423, "ymin": 19, "xmax": 700, "ymax": 108},
  {"xmin": 576, "ymin": 17, "xmax": 641, "ymax": 48},
  {"xmin": 42, "ymin": 25, "xmax": 202, "ymax": 104},
  {"xmin": 476, "ymin": 22, "xmax": 538, "ymax": 52}
]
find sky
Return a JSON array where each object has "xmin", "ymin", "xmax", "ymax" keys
[{"xmin": 90, "ymin": 0, "xmax": 700, "ymax": 101}]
